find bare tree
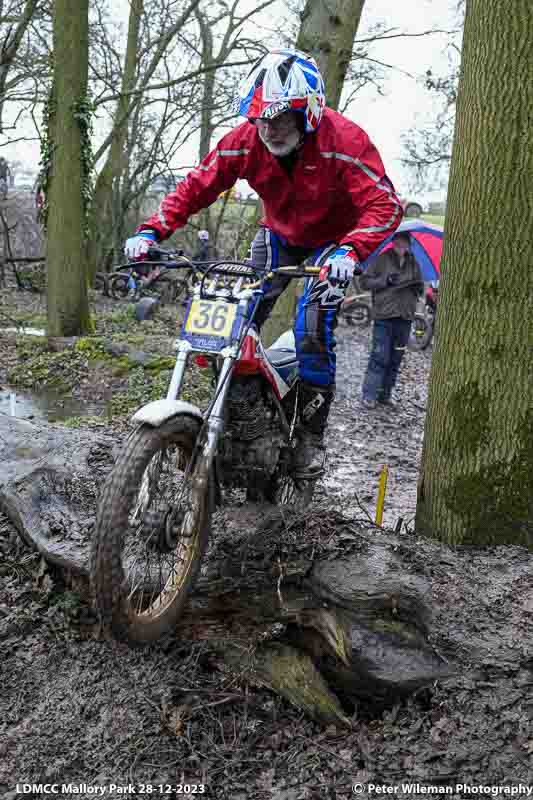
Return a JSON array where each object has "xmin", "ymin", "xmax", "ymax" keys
[
  {"xmin": 296, "ymin": 0, "xmax": 365, "ymax": 110},
  {"xmin": 0, "ymin": 0, "xmax": 42, "ymax": 132},
  {"xmin": 46, "ymin": 0, "xmax": 91, "ymax": 335},
  {"xmin": 401, "ymin": 4, "xmax": 463, "ymax": 189},
  {"xmin": 401, "ymin": 55, "xmax": 459, "ymax": 189}
]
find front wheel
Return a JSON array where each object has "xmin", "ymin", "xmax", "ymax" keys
[{"xmin": 90, "ymin": 415, "xmax": 211, "ymax": 643}]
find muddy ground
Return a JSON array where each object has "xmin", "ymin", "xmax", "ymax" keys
[{"xmin": 1, "ymin": 284, "xmax": 532, "ymax": 799}]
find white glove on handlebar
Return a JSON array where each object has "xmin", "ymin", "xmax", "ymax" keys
[
  {"xmin": 321, "ymin": 246, "xmax": 359, "ymax": 282},
  {"xmin": 124, "ymin": 231, "xmax": 157, "ymax": 261}
]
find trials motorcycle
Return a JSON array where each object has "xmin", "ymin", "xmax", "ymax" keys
[{"xmin": 90, "ymin": 250, "xmax": 329, "ymax": 643}]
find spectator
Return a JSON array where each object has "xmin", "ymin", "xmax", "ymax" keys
[
  {"xmin": 0, "ymin": 157, "xmax": 11, "ymax": 197},
  {"xmin": 359, "ymin": 232, "xmax": 424, "ymax": 409},
  {"xmin": 194, "ymin": 229, "xmax": 212, "ymax": 261}
]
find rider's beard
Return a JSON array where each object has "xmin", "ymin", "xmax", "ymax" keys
[{"xmin": 257, "ymin": 127, "xmax": 302, "ymax": 157}]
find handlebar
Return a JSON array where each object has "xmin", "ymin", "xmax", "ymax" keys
[
  {"xmin": 122, "ymin": 246, "xmax": 338, "ymax": 303},
  {"xmin": 127, "ymin": 246, "xmax": 358, "ymax": 278}
]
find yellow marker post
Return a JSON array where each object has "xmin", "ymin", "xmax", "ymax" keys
[{"xmin": 375, "ymin": 464, "xmax": 389, "ymax": 526}]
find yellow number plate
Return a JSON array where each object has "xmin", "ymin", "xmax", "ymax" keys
[{"xmin": 185, "ymin": 299, "xmax": 237, "ymax": 338}]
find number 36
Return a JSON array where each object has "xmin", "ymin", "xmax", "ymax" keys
[{"xmin": 191, "ymin": 302, "xmax": 229, "ymax": 332}]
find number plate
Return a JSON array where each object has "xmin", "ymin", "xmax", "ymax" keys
[{"xmin": 184, "ymin": 299, "xmax": 237, "ymax": 339}]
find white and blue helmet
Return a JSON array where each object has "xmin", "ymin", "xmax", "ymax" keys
[{"xmin": 237, "ymin": 48, "xmax": 326, "ymax": 133}]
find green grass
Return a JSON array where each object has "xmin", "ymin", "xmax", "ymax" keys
[{"xmin": 421, "ymin": 214, "xmax": 445, "ymax": 227}]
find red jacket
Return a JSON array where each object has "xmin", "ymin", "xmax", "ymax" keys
[{"xmin": 141, "ymin": 107, "xmax": 402, "ymax": 261}]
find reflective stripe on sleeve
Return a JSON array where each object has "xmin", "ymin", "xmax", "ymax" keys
[
  {"xmin": 195, "ymin": 148, "xmax": 250, "ymax": 172},
  {"xmin": 320, "ymin": 151, "xmax": 381, "ymax": 182},
  {"xmin": 345, "ymin": 179, "xmax": 402, "ymax": 236},
  {"xmin": 157, "ymin": 205, "xmax": 171, "ymax": 232},
  {"xmin": 219, "ymin": 149, "xmax": 250, "ymax": 156}
]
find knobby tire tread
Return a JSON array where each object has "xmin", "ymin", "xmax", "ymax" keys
[{"xmin": 90, "ymin": 416, "xmax": 209, "ymax": 643}]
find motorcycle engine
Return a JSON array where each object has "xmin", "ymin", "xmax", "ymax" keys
[{"xmin": 219, "ymin": 377, "xmax": 283, "ymax": 489}]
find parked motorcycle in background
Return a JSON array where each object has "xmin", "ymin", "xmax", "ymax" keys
[{"xmin": 409, "ymin": 280, "xmax": 439, "ymax": 351}]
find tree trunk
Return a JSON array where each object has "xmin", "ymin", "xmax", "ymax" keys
[
  {"xmin": 197, "ymin": 12, "xmax": 215, "ymax": 161},
  {"xmin": 87, "ymin": 0, "xmax": 143, "ymax": 275},
  {"xmin": 265, "ymin": 1, "xmax": 366, "ymax": 339},
  {"xmin": 416, "ymin": 0, "xmax": 533, "ymax": 547},
  {"xmin": 296, "ymin": 0, "xmax": 365, "ymax": 110},
  {"xmin": 195, "ymin": 10, "xmax": 216, "ymax": 236},
  {"xmin": 46, "ymin": 0, "xmax": 91, "ymax": 336},
  {"xmin": 261, "ymin": 281, "xmax": 303, "ymax": 348}
]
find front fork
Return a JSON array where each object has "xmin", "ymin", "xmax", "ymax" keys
[{"xmin": 166, "ymin": 339, "xmax": 236, "ymax": 494}]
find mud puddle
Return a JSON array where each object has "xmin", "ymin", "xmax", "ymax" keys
[{"xmin": 0, "ymin": 387, "xmax": 104, "ymax": 422}]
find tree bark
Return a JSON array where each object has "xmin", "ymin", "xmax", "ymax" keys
[
  {"xmin": 195, "ymin": 8, "xmax": 216, "ymax": 235},
  {"xmin": 296, "ymin": 0, "xmax": 366, "ymax": 110},
  {"xmin": 261, "ymin": 280, "xmax": 303, "ymax": 348},
  {"xmin": 416, "ymin": 0, "xmax": 533, "ymax": 547},
  {"xmin": 46, "ymin": 0, "xmax": 91, "ymax": 336}
]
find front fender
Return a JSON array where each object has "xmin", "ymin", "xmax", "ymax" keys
[{"xmin": 131, "ymin": 399, "xmax": 203, "ymax": 428}]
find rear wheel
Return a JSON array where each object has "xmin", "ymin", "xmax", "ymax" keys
[
  {"xmin": 94, "ymin": 272, "xmax": 109, "ymax": 295},
  {"xmin": 405, "ymin": 202, "xmax": 423, "ymax": 217},
  {"xmin": 109, "ymin": 272, "xmax": 132, "ymax": 300},
  {"xmin": 90, "ymin": 415, "xmax": 211, "ymax": 643},
  {"xmin": 150, "ymin": 274, "xmax": 186, "ymax": 305},
  {"xmin": 342, "ymin": 300, "xmax": 371, "ymax": 327},
  {"xmin": 265, "ymin": 446, "xmax": 317, "ymax": 509},
  {"xmin": 409, "ymin": 314, "xmax": 433, "ymax": 350},
  {"xmin": 274, "ymin": 473, "xmax": 316, "ymax": 508}
]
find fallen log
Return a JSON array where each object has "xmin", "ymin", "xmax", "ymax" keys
[{"xmin": 1, "ymin": 414, "xmax": 532, "ymax": 726}]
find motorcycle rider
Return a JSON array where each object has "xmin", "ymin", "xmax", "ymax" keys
[{"xmin": 125, "ymin": 48, "xmax": 402, "ymax": 476}]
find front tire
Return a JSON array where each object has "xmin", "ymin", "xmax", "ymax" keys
[{"xmin": 90, "ymin": 415, "xmax": 211, "ymax": 643}]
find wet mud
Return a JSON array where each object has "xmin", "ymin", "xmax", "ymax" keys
[{"xmin": 1, "ymin": 322, "xmax": 532, "ymax": 799}]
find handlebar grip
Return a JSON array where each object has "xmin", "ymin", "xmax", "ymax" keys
[
  {"xmin": 146, "ymin": 246, "xmax": 164, "ymax": 260},
  {"xmin": 274, "ymin": 266, "xmax": 321, "ymax": 277}
]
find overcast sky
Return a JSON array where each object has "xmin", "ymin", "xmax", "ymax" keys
[{"xmin": 1, "ymin": 0, "xmax": 459, "ymax": 193}]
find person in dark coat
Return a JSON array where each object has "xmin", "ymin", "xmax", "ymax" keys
[
  {"xmin": 359, "ymin": 232, "xmax": 424, "ymax": 408},
  {"xmin": 194, "ymin": 229, "xmax": 212, "ymax": 261}
]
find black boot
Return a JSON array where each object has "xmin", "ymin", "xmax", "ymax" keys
[{"xmin": 293, "ymin": 383, "xmax": 334, "ymax": 478}]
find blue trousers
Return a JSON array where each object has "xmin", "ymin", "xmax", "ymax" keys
[
  {"xmin": 362, "ymin": 318, "xmax": 412, "ymax": 401},
  {"xmin": 250, "ymin": 228, "xmax": 347, "ymax": 387}
]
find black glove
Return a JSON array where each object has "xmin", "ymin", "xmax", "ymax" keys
[{"xmin": 387, "ymin": 273, "xmax": 400, "ymax": 287}]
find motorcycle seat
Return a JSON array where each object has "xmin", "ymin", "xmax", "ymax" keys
[{"xmin": 265, "ymin": 347, "xmax": 297, "ymax": 367}]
